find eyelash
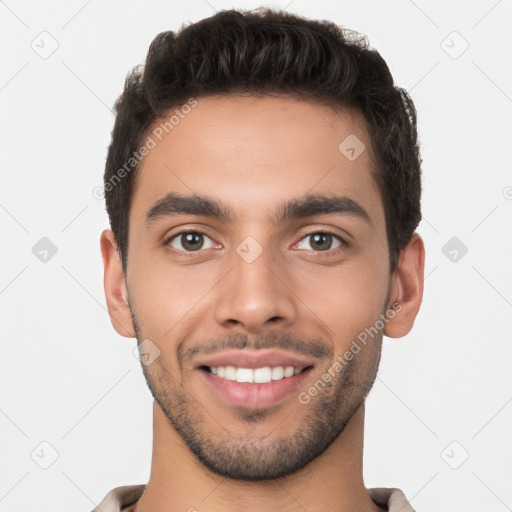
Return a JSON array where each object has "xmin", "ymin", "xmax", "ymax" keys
[{"xmin": 164, "ymin": 229, "xmax": 348, "ymax": 257}]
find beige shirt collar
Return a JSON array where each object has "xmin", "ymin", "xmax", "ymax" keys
[{"xmin": 91, "ymin": 484, "xmax": 417, "ymax": 512}]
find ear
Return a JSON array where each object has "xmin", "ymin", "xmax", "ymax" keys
[
  {"xmin": 383, "ymin": 233, "xmax": 425, "ymax": 338},
  {"xmin": 100, "ymin": 229, "xmax": 136, "ymax": 338}
]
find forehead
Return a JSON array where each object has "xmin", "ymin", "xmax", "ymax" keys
[{"xmin": 130, "ymin": 95, "xmax": 384, "ymax": 229}]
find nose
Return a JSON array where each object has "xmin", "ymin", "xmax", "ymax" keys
[{"xmin": 213, "ymin": 243, "xmax": 298, "ymax": 334}]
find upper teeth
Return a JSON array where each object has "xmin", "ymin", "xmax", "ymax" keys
[{"xmin": 210, "ymin": 366, "xmax": 302, "ymax": 383}]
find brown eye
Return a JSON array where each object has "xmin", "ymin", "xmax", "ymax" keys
[
  {"xmin": 297, "ymin": 232, "xmax": 344, "ymax": 252},
  {"xmin": 168, "ymin": 231, "xmax": 215, "ymax": 252}
]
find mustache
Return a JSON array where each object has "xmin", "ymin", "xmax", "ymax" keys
[{"xmin": 179, "ymin": 331, "xmax": 332, "ymax": 365}]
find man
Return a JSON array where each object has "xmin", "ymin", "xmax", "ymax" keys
[{"xmin": 97, "ymin": 7, "xmax": 425, "ymax": 512}]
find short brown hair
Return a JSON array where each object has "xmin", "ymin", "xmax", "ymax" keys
[{"xmin": 104, "ymin": 8, "xmax": 422, "ymax": 274}]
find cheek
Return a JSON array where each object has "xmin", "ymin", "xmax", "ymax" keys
[
  {"xmin": 292, "ymin": 257, "xmax": 389, "ymax": 341},
  {"xmin": 128, "ymin": 254, "xmax": 221, "ymax": 338}
]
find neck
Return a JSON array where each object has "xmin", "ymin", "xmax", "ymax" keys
[{"xmin": 133, "ymin": 401, "xmax": 384, "ymax": 512}]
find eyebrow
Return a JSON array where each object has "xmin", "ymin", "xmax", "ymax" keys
[{"xmin": 145, "ymin": 192, "xmax": 372, "ymax": 227}]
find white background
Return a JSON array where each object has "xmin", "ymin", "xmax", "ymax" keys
[{"xmin": 1, "ymin": 1, "xmax": 511, "ymax": 510}]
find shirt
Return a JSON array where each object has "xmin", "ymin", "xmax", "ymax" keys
[{"xmin": 91, "ymin": 484, "xmax": 417, "ymax": 511}]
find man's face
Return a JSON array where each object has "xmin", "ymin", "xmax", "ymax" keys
[{"xmin": 124, "ymin": 95, "xmax": 393, "ymax": 480}]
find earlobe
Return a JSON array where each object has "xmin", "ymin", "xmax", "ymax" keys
[
  {"xmin": 100, "ymin": 229, "xmax": 136, "ymax": 338},
  {"xmin": 383, "ymin": 233, "xmax": 425, "ymax": 339}
]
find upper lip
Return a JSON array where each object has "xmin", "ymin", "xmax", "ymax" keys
[{"xmin": 195, "ymin": 349, "xmax": 315, "ymax": 370}]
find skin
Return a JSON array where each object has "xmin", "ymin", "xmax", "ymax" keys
[{"xmin": 101, "ymin": 95, "xmax": 425, "ymax": 512}]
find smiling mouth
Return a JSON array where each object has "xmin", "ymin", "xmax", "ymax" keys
[
  {"xmin": 200, "ymin": 364, "xmax": 313, "ymax": 384},
  {"xmin": 198, "ymin": 362, "xmax": 315, "ymax": 409}
]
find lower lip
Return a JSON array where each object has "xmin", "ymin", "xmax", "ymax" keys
[{"xmin": 200, "ymin": 368, "xmax": 312, "ymax": 408}]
